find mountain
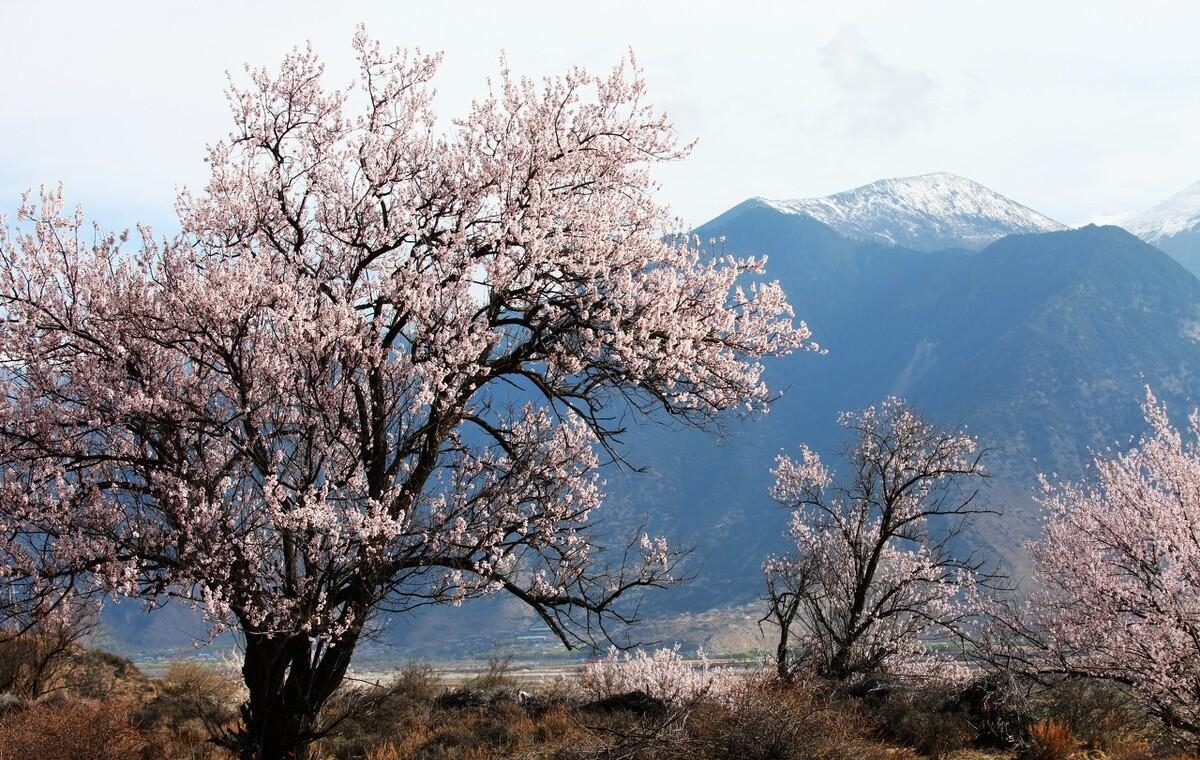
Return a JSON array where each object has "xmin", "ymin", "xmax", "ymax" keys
[
  {"xmin": 597, "ymin": 207, "xmax": 1200, "ymax": 615},
  {"xmin": 100, "ymin": 190, "xmax": 1200, "ymax": 659},
  {"xmin": 1124, "ymin": 180, "xmax": 1200, "ymax": 278},
  {"xmin": 756, "ymin": 172, "xmax": 1067, "ymax": 252}
]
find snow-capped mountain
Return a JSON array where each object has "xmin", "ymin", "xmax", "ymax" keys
[
  {"xmin": 1126, "ymin": 180, "xmax": 1200, "ymax": 241},
  {"xmin": 757, "ymin": 172, "xmax": 1067, "ymax": 252},
  {"xmin": 1122, "ymin": 181, "xmax": 1200, "ymax": 279}
]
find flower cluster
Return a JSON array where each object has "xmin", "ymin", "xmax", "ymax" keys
[
  {"xmin": 0, "ymin": 31, "xmax": 811, "ymax": 664},
  {"xmin": 580, "ymin": 645, "xmax": 743, "ymax": 706},
  {"xmin": 764, "ymin": 398, "xmax": 988, "ymax": 683},
  {"xmin": 1028, "ymin": 389, "xmax": 1200, "ymax": 735}
]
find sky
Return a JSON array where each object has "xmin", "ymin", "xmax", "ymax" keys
[{"xmin": 2, "ymin": 0, "xmax": 1198, "ymax": 233}]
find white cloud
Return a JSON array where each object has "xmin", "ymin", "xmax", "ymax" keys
[
  {"xmin": 1, "ymin": 0, "xmax": 1199, "ymax": 229},
  {"xmin": 817, "ymin": 27, "xmax": 938, "ymax": 140}
]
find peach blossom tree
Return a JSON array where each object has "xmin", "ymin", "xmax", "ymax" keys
[
  {"xmin": 763, "ymin": 398, "xmax": 994, "ymax": 684},
  {"xmin": 0, "ymin": 31, "xmax": 813, "ymax": 760},
  {"xmin": 1022, "ymin": 390, "xmax": 1200, "ymax": 741}
]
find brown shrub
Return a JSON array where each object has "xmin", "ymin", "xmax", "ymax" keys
[
  {"xmin": 389, "ymin": 725, "xmax": 435, "ymax": 759},
  {"xmin": 71, "ymin": 648, "xmax": 153, "ymax": 701},
  {"xmin": 678, "ymin": 680, "xmax": 922, "ymax": 760},
  {"xmin": 950, "ymin": 673, "xmax": 1039, "ymax": 747},
  {"xmin": 0, "ymin": 698, "xmax": 149, "ymax": 760},
  {"xmin": 0, "ymin": 611, "xmax": 98, "ymax": 700},
  {"xmin": 1034, "ymin": 678, "xmax": 1174, "ymax": 758},
  {"xmin": 532, "ymin": 705, "xmax": 578, "ymax": 744},
  {"xmin": 463, "ymin": 654, "xmax": 518, "ymax": 692},
  {"xmin": 0, "ymin": 633, "xmax": 76, "ymax": 699},
  {"xmin": 1098, "ymin": 734, "xmax": 1158, "ymax": 760},
  {"xmin": 137, "ymin": 662, "xmax": 240, "ymax": 760},
  {"xmin": 365, "ymin": 743, "xmax": 403, "ymax": 760},
  {"xmin": 687, "ymin": 686, "xmax": 816, "ymax": 760},
  {"xmin": 1023, "ymin": 719, "xmax": 1081, "ymax": 760},
  {"xmin": 390, "ymin": 661, "xmax": 442, "ymax": 703},
  {"xmin": 315, "ymin": 668, "xmax": 442, "ymax": 759},
  {"xmin": 870, "ymin": 683, "xmax": 978, "ymax": 759}
]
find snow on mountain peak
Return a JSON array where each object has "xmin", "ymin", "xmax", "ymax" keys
[
  {"xmin": 757, "ymin": 172, "xmax": 1067, "ymax": 251},
  {"xmin": 1125, "ymin": 180, "xmax": 1200, "ymax": 242}
]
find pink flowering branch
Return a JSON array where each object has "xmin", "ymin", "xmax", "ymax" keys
[
  {"xmin": 0, "ymin": 29, "xmax": 813, "ymax": 760},
  {"xmin": 994, "ymin": 389, "xmax": 1200, "ymax": 742},
  {"xmin": 762, "ymin": 398, "xmax": 999, "ymax": 684}
]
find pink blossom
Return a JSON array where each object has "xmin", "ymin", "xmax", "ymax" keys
[
  {"xmin": 764, "ymin": 398, "xmax": 989, "ymax": 684},
  {"xmin": 0, "ymin": 29, "xmax": 813, "ymax": 759},
  {"xmin": 1025, "ymin": 389, "xmax": 1200, "ymax": 737}
]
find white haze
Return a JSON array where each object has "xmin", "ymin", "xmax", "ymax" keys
[{"xmin": 1, "ymin": 0, "xmax": 1199, "ymax": 232}]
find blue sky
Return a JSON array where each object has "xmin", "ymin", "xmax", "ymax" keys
[{"xmin": 2, "ymin": 0, "xmax": 1198, "ymax": 232}]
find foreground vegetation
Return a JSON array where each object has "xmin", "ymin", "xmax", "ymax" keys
[
  {"xmin": 2, "ymin": 632, "xmax": 1199, "ymax": 760},
  {"xmin": 2, "ymin": 24, "xmax": 1198, "ymax": 760}
]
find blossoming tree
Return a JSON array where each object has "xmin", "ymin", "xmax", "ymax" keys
[
  {"xmin": 763, "ymin": 398, "xmax": 994, "ymax": 684},
  {"xmin": 1024, "ymin": 390, "xmax": 1200, "ymax": 740},
  {"xmin": 0, "ymin": 31, "xmax": 813, "ymax": 760}
]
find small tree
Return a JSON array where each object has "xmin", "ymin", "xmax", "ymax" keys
[
  {"xmin": 1023, "ymin": 390, "xmax": 1200, "ymax": 741},
  {"xmin": 762, "ymin": 398, "xmax": 994, "ymax": 684},
  {"xmin": 0, "ymin": 602, "xmax": 97, "ymax": 700},
  {"xmin": 0, "ymin": 31, "xmax": 813, "ymax": 760}
]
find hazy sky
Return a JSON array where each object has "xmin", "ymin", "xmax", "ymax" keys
[{"xmin": 2, "ymin": 0, "xmax": 1198, "ymax": 232}]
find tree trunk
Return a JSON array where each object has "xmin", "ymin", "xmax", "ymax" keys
[
  {"xmin": 828, "ymin": 641, "xmax": 853, "ymax": 681},
  {"xmin": 234, "ymin": 629, "xmax": 359, "ymax": 760},
  {"xmin": 775, "ymin": 624, "xmax": 792, "ymax": 683},
  {"xmin": 765, "ymin": 586, "xmax": 801, "ymax": 684}
]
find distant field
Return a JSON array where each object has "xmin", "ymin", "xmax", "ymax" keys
[{"xmin": 351, "ymin": 657, "xmax": 764, "ymax": 688}]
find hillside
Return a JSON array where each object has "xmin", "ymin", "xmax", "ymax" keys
[
  {"xmin": 101, "ymin": 194, "xmax": 1200, "ymax": 657},
  {"xmin": 599, "ymin": 210, "xmax": 1200, "ymax": 613}
]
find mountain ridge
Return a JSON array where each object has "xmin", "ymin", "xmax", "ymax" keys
[
  {"xmin": 1121, "ymin": 180, "xmax": 1200, "ymax": 278},
  {"xmin": 99, "ymin": 194, "xmax": 1200, "ymax": 659},
  {"xmin": 753, "ymin": 172, "xmax": 1067, "ymax": 252},
  {"xmin": 1127, "ymin": 180, "xmax": 1200, "ymax": 240}
]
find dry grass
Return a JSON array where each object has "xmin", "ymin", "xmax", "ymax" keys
[
  {"xmin": 2, "ymin": 640, "xmax": 1195, "ymax": 760},
  {"xmin": 0, "ymin": 698, "xmax": 149, "ymax": 760},
  {"xmin": 1023, "ymin": 720, "xmax": 1081, "ymax": 760},
  {"xmin": 136, "ymin": 661, "xmax": 240, "ymax": 760}
]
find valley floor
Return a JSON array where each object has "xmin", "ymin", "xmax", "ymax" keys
[{"xmin": 0, "ymin": 636, "xmax": 1190, "ymax": 760}]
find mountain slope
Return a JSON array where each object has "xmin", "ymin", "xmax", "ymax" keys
[
  {"xmin": 612, "ymin": 212, "xmax": 1200, "ymax": 613},
  {"xmin": 1127, "ymin": 180, "xmax": 1200, "ymax": 239},
  {"xmin": 757, "ymin": 172, "xmax": 1067, "ymax": 252},
  {"xmin": 905, "ymin": 225, "xmax": 1200, "ymax": 477},
  {"xmin": 1125, "ymin": 180, "xmax": 1200, "ymax": 278},
  {"xmin": 101, "ymin": 205, "xmax": 1200, "ymax": 657}
]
